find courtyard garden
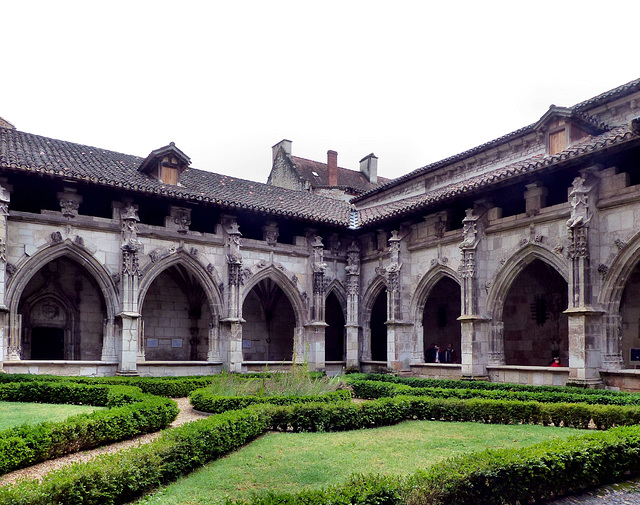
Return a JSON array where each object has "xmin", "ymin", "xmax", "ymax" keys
[{"xmin": 1, "ymin": 371, "xmax": 640, "ymax": 504}]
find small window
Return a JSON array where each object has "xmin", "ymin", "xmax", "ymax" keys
[{"xmin": 548, "ymin": 129, "xmax": 566, "ymax": 155}]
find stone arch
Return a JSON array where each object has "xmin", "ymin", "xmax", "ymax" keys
[
  {"xmin": 138, "ymin": 251, "xmax": 223, "ymax": 361},
  {"xmin": 410, "ymin": 265, "xmax": 461, "ymax": 323},
  {"xmin": 361, "ymin": 275, "xmax": 388, "ymax": 362},
  {"xmin": 7, "ymin": 240, "xmax": 117, "ymax": 361},
  {"xmin": 599, "ymin": 230, "xmax": 640, "ymax": 368},
  {"xmin": 487, "ymin": 244, "xmax": 569, "ymax": 366},
  {"xmin": 325, "ymin": 280, "xmax": 347, "ymax": 362},
  {"xmin": 411, "ymin": 265, "xmax": 462, "ymax": 364},
  {"xmin": 487, "ymin": 244, "xmax": 568, "ymax": 322},
  {"xmin": 242, "ymin": 265, "xmax": 308, "ymax": 328},
  {"xmin": 7, "ymin": 239, "xmax": 118, "ymax": 321},
  {"xmin": 138, "ymin": 251, "xmax": 223, "ymax": 318}
]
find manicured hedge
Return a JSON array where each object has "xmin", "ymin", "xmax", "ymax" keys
[
  {"xmin": 3, "ymin": 395, "xmax": 640, "ymax": 505},
  {"xmin": 348, "ymin": 378, "xmax": 640, "ymax": 406},
  {"xmin": 0, "ymin": 374, "xmax": 213, "ymax": 398},
  {"xmin": 348, "ymin": 372, "xmax": 640, "ymax": 399},
  {"xmin": 0, "ymin": 381, "xmax": 178, "ymax": 476},
  {"xmin": 0, "ymin": 405, "xmax": 270, "ymax": 505},
  {"xmin": 190, "ymin": 388, "xmax": 352, "ymax": 414},
  {"xmin": 234, "ymin": 425, "xmax": 640, "ymax": 505}
]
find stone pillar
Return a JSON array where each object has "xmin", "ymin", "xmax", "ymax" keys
[
  {"xmin": 565, "ymin": 174, "xmax": 604, "ymax": 386},
  {"xmin": 601, "ymin": 313, "xmax": 623, "ymax": 370},
  {"xmin": 383, "ymin": 230, "xmax": 413, "ymax": 370},
  {"xmin": 165, "ymin": 206, "xmax": 191, "ymax": 234},
  {"xmin": 207, "ymin": 321, "xmax": 221, "ymax": 362},
  {"xmin": 220, "ymin": 219, "xmax": 244, "ymax": 372},
  {"xmin": 524, "ymin": 182, "xmax": 547, "ymax": 217},
  {"xmin": 118, "ymin": 204, "xmax": 142, "ymax": 375},
  {"xmin": 345, "ymin": 241, "xmax": 361, "ymax": 369},
  {"xmin": 0, "ymin": 183, "xmax": 10, "ymax": 366},
  {"xmin": 459, "ymin": 209, "xmax": 490, "ymax": 378},
  {"xmin": 306, "ymin": 236, "xmax": 327, "ymax": 371},
  {"xmin": 101, "ymin": 317, "xmax": 117, "ymax": 362}
]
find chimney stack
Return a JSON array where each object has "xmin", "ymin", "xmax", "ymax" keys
[
  {"xmin": 272, "ymin": 139, "xmax": 292, "ymax": 161},
  {"xmin": 327, "ymin": 150, "xmax": 338, "ymax": 186},
  {"xmin": 359, "ymin": 153, "xmax": 378, "ymax": 183}
]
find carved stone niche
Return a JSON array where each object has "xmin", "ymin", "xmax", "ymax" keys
[{"xmin": 165, "ymin": 206, "xmax": 192, "ymax": 234}]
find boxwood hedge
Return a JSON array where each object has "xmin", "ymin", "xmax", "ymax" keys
[{"xmin": 0, "ymin": 381, "xmax": 178, "ymax": 476}]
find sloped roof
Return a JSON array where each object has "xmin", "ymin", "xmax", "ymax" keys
[
  {"xmin": 0, "ymin": 128, "xmax": 351, "ymax": 226},
  {"xmin": 352, "ymin": 77, "xmax": 640, "ymax": 203},
  {"xmin": 290, "ymin": 155, "xmax": 389, "ymax": 194},
  {"xmin": 358, "ymin": 124, "xmax": 639, "ymax": 226}
]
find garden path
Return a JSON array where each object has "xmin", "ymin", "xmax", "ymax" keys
[{"xmin": 0, "ymin": 397, "xmax": 210, "ymax": 486}]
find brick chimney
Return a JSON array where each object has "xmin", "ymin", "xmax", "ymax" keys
[
  {"xmin": 272, "ymin": 139, "xmax": 292, "ymax": 161},
  {"xmin": 359, "ymin": 153, "xmax": 378, "ymax": 183},
  {"xmin": 327, "ymin": 150, "xmax": 338, "ymax": 186}
]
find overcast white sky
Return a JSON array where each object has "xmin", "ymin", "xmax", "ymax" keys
[{"xmin": 3, "ymin": 1, "xmax": 639, "ymax": 184}]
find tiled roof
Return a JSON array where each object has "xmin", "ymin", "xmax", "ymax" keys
[
  {"xmin": 0, "ymin": 128, "xmax": 351, "ymax": 226},
  {"xmin": 358, "ymin": 124, "xmax": 639, "ymax": 226},
  {"xmin": 351, "ymin": 78, "xmax": 640, "ymax": 204},
  {"xmin": 290, "ymin": 156, "xmax": 389, "ymax": 194}
]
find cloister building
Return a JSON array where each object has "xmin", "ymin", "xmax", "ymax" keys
[{"xmin": 3, "ymin": 78, "xmax": 640, "ymax": 389}]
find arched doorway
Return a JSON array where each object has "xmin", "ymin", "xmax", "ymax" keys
[
  {"xmin": 325, "ymin": 291, "xmax": 345, "ymax": 361},
  {"xmin": 422, "ymin": 277, "xmax": 461, "ymax": 363},
  {"xmin": 370, "ymin": 290, "xmax": 387, "ymax": 361},
  {"xmin": 619, "ymin": 262, "xmax": 640, "ymax": 368},
  {"xmin": 502, "ymin": 259, "xmax": 568, "ymax": 366},
  {"xmin": 141, "ymin": 265, "xmax": 212, "ymax": 361},
  {"xmin": 242, "ymin": 278, "xmax": 295, "ymax": 361},
  {"xmin": 18, "ymin": 257, "xmax": 106, "ymax": 360}
]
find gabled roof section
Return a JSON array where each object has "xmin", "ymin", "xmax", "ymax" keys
[
  {"xmin": 352, "ymin": 78, "xmax": 640, "ymax": 204},
  {"xmin": 291, "ymin": 155, "xmax": 389, "ymax": 194},
  {"xmin": 533, "ymin": 105, "xmax": 608, "ymax": 135},
  {"xmin": 0, "ymin": 129, "xmax": 351, "ymax": 226},
  {"xmin": 357, "ymin": 123, "xmax": 639, "ymax": 227},
  {"xmin": 0, "ymin": 117, "xmax": 15, "ymax": 130},
  {"xmin": 138, "ymin": 142, "xmax": 190, "ymax": 174}
]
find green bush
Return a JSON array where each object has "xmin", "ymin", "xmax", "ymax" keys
[
  {"xmin": 190, "ymin": 388, "xmax": 351, "ymax": 414},
  {"xmin": 0, "ymin": 382, "xmax": 178, "ymax": 476}
]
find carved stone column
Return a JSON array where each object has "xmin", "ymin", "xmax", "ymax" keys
[
  {"xmin": 458, "ymin": 208, "xmax": 490, "ymax": 378},
  {"xmin": 220, "ymin": 219, "xmax": 244, "ymax": 372},
  {"xmin": 565, "ymin": 174, "xmax": 605, "ymax": 386},
  {"xmin": 118, "ymin": 204, "xmax": 142, "ymax": 375},
  {"xmin": 0, "ymin": 183, "xmax": 12, "ymax": 365},
  {"xmin": 306, "ymin": 235, "xmax": 327, "ymax": 371},
  {"xmin": 345, "ymin": 241, "xmax": 361, "ymax": 369}
]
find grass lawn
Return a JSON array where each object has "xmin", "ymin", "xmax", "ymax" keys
[
  {"xmin": 0, "ymin": 401, "xmax": 103, "ymax": 430},
  {"xmin": 137, "ymin": 420, "xmax": 579, "ymax": 505}
]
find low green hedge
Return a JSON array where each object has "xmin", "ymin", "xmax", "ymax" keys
[
  {"xmin": 190, "ymin": 388, "xmax": 352, "ymax": 414},
  {"xmin": 0, "ymin": 374, "xmax": 213, "ymax": 398},
  {"xmin": 0, "ymin": 405, "xmax": 270, "ymax": 505},
  {"xmin": 235, "ymin": 425, "xmax": 640, "ymax": 505},
  {"xmin": 3, "ymin": 394, "xmax": 640, "ymax": 505},
  {"xmin": 348, "ymin": 378, "xmax": 640, "ymax": 406},
  {"xmin": 0, "ymin": 381, "xmax": 178, "ymax": 476},
  {"xmin": 348, "ymin": 372, "xmax": 640, "ymax": 399}
]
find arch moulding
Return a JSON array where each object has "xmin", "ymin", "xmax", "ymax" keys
[
  {"xmin": 409, "ymin": 264, "xmax": 461, "ymax": 324},
  {"xmin": 486, "ymin": 243, "xmax": 569, "ymax": 322}
]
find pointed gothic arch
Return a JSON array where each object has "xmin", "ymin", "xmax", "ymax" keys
[
  {"xmin": 362, "ymin": 275, "xmax": 388, "ymax": 362},
  {"xmin": 486, "ymin": 244, "xmax": 569, "ymax": 322},
  {"xmin": 7, "ymin": 240, "xmax": 117, "ymax": 361},
  {"xmin": 325, "ymin": 281, "xmax": 347, "ymax": 362}
]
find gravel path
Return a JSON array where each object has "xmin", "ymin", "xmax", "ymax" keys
[
  {"xmin": 0, "ymin": 397, "xmax": 210, "ymax": 486},
  {"xmin": 542, "ymin": 479, "xmax": 640, "ymax": 505}
]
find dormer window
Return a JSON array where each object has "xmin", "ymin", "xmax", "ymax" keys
[
  {"xmin": 138, "ymin": 142, "xmax": 190, "ymax": 186},
  {"xmin": 534, "ymin": 106, "xmax": 608, "ymax": 156}
]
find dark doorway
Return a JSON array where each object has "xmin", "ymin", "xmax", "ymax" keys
[
  {"xmin": 423, "ymin": 277, "xmax": 461, "ymax": 363},
  {"xmin": 325, "ymin": 292, "xmax": 345, "ymax": 361},
  {"xmin": 503, "ymin": 259, "xmax": 568, "ymax": 366},
  {"xmin": 370, "ymin": 290, "xmax": 387, "ymax": 361},
  {"xmin": 30, "ymin": 327, "xmax": 64, "ymax": 360}
]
